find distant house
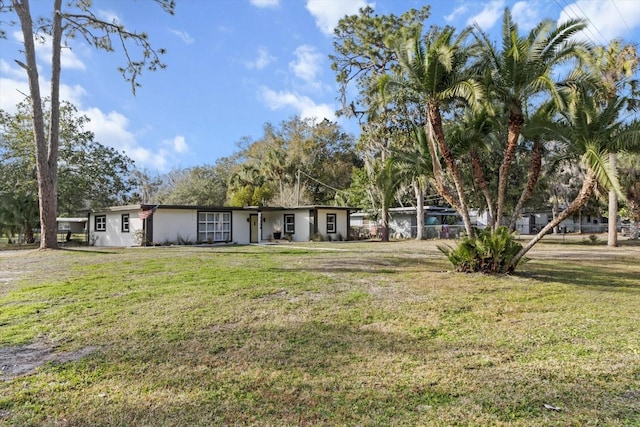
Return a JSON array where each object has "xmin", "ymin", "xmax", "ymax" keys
[
  {"xmin": 86, "ymin": 204, "xmax": 356, "ymax": 247},
  {"xmin": 351, "ymin": 206, "xmax": 463, "ymax": 239},
  {"xmin": 56, "ymin": 217, "xmax": 88, "ymax": 242}
]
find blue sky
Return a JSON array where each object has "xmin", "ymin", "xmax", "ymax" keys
[{"xmin": 1, "ymin": 0, "xmax": 639, "ymax": 172}]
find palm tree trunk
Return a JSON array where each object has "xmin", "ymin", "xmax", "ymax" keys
[
  {"xmin": 471, "ymin": 149, "xmax": 495, "ymax": 228},
  {"xmin": 496, "ymin": 109, "xmax": 524, "ymax": 231},
  {"xmin": 427, "ymin": 102, "xmax": 473, "ymax": 237},
  {"xmin": 380, "ymin": 197, "xmax": 389, "ymax": 242},
  {"xmin": 508, "ymin": 141, "xmax": 542, "ymax": 232},
  {"xmin": 510, "ymin": 170, "xmax": 597, "ymax": 270},
  {"xmin": 414, "ymin": 183, "xmax": 424, "ymax": 240},
  {"xmin": 608, "ymin": 152, "xmax": 618, "ymax": 247}
]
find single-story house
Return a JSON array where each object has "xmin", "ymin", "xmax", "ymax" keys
[
  {"xmin": 86, "ymin": 204, "xmax": 356, "ymax": 247},
  {"xmin": 56, "ymin": 217, "xmax": 88, "ymax": 242},
  {"xmin": 473, "ymin": 209, "xmax": 609, "ymax": 234},
  {"xmin": 350, "ymin": 206, "xmax": 462, "ymax": 239}
]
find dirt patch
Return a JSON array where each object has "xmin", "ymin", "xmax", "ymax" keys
[{"xmin": 0, "ymin": 342, "xmax": 101, "ymax": 380}]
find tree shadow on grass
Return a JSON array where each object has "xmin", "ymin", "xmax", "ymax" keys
[
  {"xmin": 517, "ymin": 260, "xmax": 640, "ymax": 290},
  {"xmin": 21, "ymin": 319, "xmax": 638, "ymax": 426}
]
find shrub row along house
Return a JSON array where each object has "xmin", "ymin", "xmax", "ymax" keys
[{"xmin": 86, "ymin": 204, "xmax": 355, "ymax": 246}]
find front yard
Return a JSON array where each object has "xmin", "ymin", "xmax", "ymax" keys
[{"xmin": 1, "ymin": 240, "xmax": 639, "ymax": 426}]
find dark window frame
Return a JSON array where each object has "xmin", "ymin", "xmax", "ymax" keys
[
  {"xmin": 284, "ymin": 214, "xmax": 295, "ymax": 234},
  {"xmin": 326, "ymin": 213, "xmax": 337, "ymax": 234},
  {"xmin": 121, "ymin": 214, "xmax": 130, "ymax": 233},
  {"xmin": 197, "ymin": 211, "xmax": 232, "ymax": 243},
  {"xmin": 95, "ymin": 215, "xmax": 106, "ymax": 232}
]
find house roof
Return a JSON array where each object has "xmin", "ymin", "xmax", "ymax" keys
[
  {"xmin": 89, "ymin": 204, "xmax": 358, "ymax": 214},
  {"xmin": 56, "ymin": 217, "xmax": 87, "ymax": 223}
]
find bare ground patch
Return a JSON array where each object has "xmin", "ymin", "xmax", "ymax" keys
[{"xmin": 0, "ymin": 341, "xmax": 101, "ymax": 380}]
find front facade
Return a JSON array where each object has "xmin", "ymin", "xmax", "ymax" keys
[{"xmin": 87, "ymin": 204, "xmax": 354, "ymax": 247}]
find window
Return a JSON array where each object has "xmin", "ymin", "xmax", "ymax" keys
[
  {"xmin": 95, "ymin": 215, "xmax": 106, "ymax": 232},
  {"xmin": 198, "ymin": 212, "xmax": 231, "ymax": 242},
  {"xmin": 121, "ymin": 214, "xmax": 130, "ymax": 232},
  {"xmin": 327, "ymin": 213, "xmax": 336, "ymax": 233},
  {"xmin": 284, "ymin": 214, "xmax": 295, "ymax": 234}
]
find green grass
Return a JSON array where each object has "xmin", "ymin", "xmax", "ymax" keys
[{"xmin": 1, "ymin": 241, "xmax": 639, "ymax": 426}]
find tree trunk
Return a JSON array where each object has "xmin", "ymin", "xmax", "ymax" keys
[
  {"xmin": 427, "ymin": 101, "xmax": 473, "ymax": 237},
  {"xmin": 13, "ymin": 0, "xmax": 59, "ymax": 249},
  {"xmin": 470, "ymin": 149, "xmax": 495, "ymax": 229},
  {"xmin": 496, "ymin": 109, "xmax": 524, "ymax": 231},
  {"xmin": 380, "ymin": 197, "xmax": 389, "ymax": 242},
  {"xmin": 414, "ymin": 183, "xmax": 424, "ymax": 240},
  {"xmin": 552, "ymin": 198, "xmax": 559, "ymax": 234},
  {"xmin": 510, "ymin": 170, "xmax": 597, "ymax": 270},
  {"xmin": 508, "ymin": 141, "xmax": 542, "ymax": 232},
  {"xmin": 608, "ymin": 152, "xmax": 618, "ymax": 247}
]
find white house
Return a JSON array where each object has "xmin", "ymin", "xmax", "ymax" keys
[{"xmin": 87, "ymin": 204, "xmax": 355, "ymax": 247}]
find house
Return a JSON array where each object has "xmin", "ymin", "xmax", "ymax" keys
[
  {"xmin": 472, "ymin": 209, "xmax": 609, "ymax": 234},
  {"xmin": 351, "ymin": 206, "xmax": 463, "ymax": 239},
  {"xmin": 56, "ymin": 217, "xmax": 88, "ymax": 242},
  {"xmin": 86, "ymin": 204, "xmax": 356, "ymax": 247}
]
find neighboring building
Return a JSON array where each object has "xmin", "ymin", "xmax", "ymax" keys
[
  {"xmin": 56, "ymin": 217, "xmax": 88, "ymax": 242},
  {"xmin": 351, "ymin": 206, "xmax": 463, "ymax": 239},
  {"xmin": 472, "ymin": 209, "xmax": 609, "ymax": 234},
  {"xmin": 86, "ymin": 204, "xmax": 355, "ymax": 247}
]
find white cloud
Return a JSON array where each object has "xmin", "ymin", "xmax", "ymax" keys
[
  {"xmin": 445, "ymin": 5, "xmax": 469, "ymax": 23},
  {"xmin": 289, "ymin": 45, "xmax": 322, "ymax": 83},
  {"xmin": 96, "ymin": 9, "xmax": 121, "ymax": 24},
  {"xmin": 250, "ymin": 0, "xmax": 280, "ymax": 7},
  {"xmin": 466, "ymin": 0, "xmax": 505, "ymax": 30},
  {"xmin": 170, "ymin": 29, "xmax": 195, "ymax": 44},
  {"xmin": 0, "ymin": 65, "xmax": 86, "ymax": 113},
  {"xmin": 165, "ymin": 135, "xmax": 189, "ymax": 154},
  {"xmin": 558, "ymin": 0, "xmax": 640, "ymax": 43},
  {"xmin": 245, "ymin": 47, "xmax": 276, "ymax": 70},
  {"xmin": 259, "ymin": 87, "xmax": 335, "ymax": 122},
  {"xmin": 11, "ymin": 30, "xmax": 86, "ymax": 71},
  {"xmin": 306, "ymin": 0, "xmax": 373, "ymax": 35},
  {"xmin": 512, "ymin": 1, "xmax": 542, "ymax": 31},
  {"xmin": 82, "ymin": 108, "xmax": 172, "ymax": 170}
]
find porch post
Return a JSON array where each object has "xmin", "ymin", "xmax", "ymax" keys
[{"xmin": 257, "ymin": 211, "xmax": 262, "ymax": 244}]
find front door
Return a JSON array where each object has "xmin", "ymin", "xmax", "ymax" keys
[{"xmin": 250, "ymin": 214, "xmax": 259, "ymax": 243}]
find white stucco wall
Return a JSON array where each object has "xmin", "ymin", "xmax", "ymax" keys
[
  {"xmin": 232, "ymin": 211, "xmax": 252, "ymax": 244},
  {"xmin": 152, "ymin": 209, "xmax": 198, "ymax": 244},
  {"xmin": 153, "ymin": 209, "xmax": 253, "ymax": 244},
  {"xmin": 316, "ymin": 209, "xmax": 348, "ymax": 241},
  {"xmin": 90, "ymin": 209, "xmax": 141, "ymax": 247}
]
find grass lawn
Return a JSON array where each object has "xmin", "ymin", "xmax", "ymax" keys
[{"xmin": 0, "ymin": 240, "xmax": 639, "ymax": 426}]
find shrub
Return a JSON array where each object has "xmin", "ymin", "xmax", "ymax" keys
[{"xmin": 438, "ymin": 226, "xmax": 524, "ymax": 274}]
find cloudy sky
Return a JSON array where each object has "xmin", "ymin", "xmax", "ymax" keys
[{"xmin": 1, "ymin": 0, "xmax": 639, "ymax": 172}]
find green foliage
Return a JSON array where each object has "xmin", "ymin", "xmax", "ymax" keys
[
  {"xmin": 0, "ymin": 100, "xmax": 135, "ymax": 214},
  {"xmin": 439, "ymin": 227, "xmax": 524, "ymax": 273},
  {"xmin": 156, "ymin": 163, "xmax": 231, "ymax": 206},
  {"xmin": 0, "ymin": 191, "xmax": 39, "ymax": 243}
]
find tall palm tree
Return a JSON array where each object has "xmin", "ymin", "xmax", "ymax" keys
[
  {"xmin": 510, "ymin": 94, "xmax": 640, "ymax": 269},
  {"xmin": 444, "ymin": 107, "xmax": 498, "ymax": 228},
  {"xmin": 474, "ymin": 8, "xmax": 587, "ymax": 230},
  {"xmin": 388, "ymin": 25, "xmax": 483, "ymax": 237},
  {"xmin": 580, "ymin": 40, "xmax": 639, "ymax": 246},
  {"xmin": 392, "ymin": 124, "xmax": 433, "ymax": 240}
]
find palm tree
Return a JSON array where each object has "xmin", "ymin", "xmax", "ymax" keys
[
  {"xmin": 510, "ymin": 94, "xmax": 640, "ymax": 269},
  {"xmin": 580, "ymin": 40, "xmax": 639, "ymax": 246},
  {"xmin": 0, "ymin": 192, "xmax": 40, "ymax": 244},
  {"xmin": 444, "ymin": 107, "xmax": 498, "ymax": 228},
  {"xmin": 388, "ymin": 25, "xmax": 483, "ymax": 237},
  {"xmin": 474, "ymin": 8, "xmax": 587, "ymax": 230},
  {"xmin": 392, "ymin": 124, "xmax": 433, "ymax": 240}
]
